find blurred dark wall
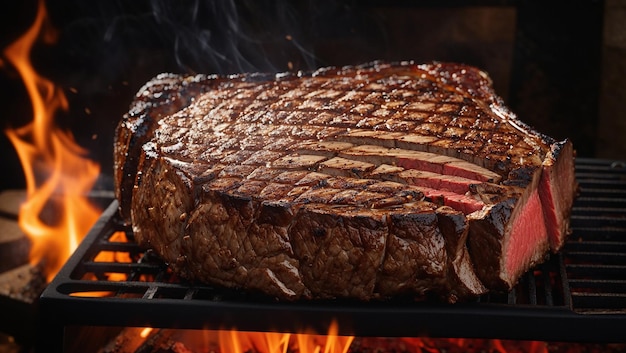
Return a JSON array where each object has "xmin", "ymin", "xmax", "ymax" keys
[
  {"xmin": 0, "ymin": 0, "xmax": 610, "ymax": 192},
  {"xmin": 598, "ymin": 0, "xmax": 626, "ymax": 159}
]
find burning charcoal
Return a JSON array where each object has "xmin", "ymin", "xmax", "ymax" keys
[
  {"xmin": 134, "ymin": 329, "xmax": 174, "ymax": 353},
  {"xmin": 98, "ymin": 328, "xmax": 193, "ymax": 353},
  {"xmin": 142, "ymin": 342, "xmax": 193, "ymax": 353}
]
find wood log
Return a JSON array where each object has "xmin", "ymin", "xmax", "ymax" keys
[
  {"xmin": 0, "ymin": 218, "xmax": 30, "ymax": 274},
  {"xmin": 0, "ymin": 263, "xmax": 45, "ymax": 305},
  {"xmin": 96, "ymin": 328, "xmax": 192, "ymax": 353},
  {"xmin": 0, "ymin": 190, "xmax": 24, "ymax": 218},
  {"xmin": 0, "ymin": 263, "xmax": 44, "ymax": 345},
  {"xmin": 135, "ymin": 329, "xmax": 192, "ymax": 353},
  {"xmin": 0, "ymin": 190, "xmax": 30, "ymax": 273}
]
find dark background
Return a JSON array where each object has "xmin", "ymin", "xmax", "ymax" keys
[{"xmin": 0, "ymin": 0, "xmax": 612, "ymax": 192}]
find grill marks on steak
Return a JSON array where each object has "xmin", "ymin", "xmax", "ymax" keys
[{"xmin": 118, "ymin": 61, "xmax": 576, "ymax": 301}]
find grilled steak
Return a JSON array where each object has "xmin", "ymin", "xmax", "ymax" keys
[{"xmin": 114, "ymin": 61, "xmax": 577, "ymax": 301}]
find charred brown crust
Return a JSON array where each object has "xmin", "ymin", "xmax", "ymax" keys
[
  {"xmin": 116, "ymin": 61, "xmax": 577, "ymax": 301},
  {"xmin": 467, "ymin": 199, "xmax": 516, "ymax": 290},
  {"xmin": 115, "ymin": 73, "xmax": 222, "ymax": 220}
]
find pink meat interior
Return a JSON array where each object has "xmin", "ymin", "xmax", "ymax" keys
[{"xmin": 505, "ymin": 189, "xmax": 548, "ymax": 280}]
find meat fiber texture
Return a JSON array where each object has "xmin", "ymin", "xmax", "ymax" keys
[{"xmin": 114, "ymin": 61, "xmax": 577, "ymax": 302}]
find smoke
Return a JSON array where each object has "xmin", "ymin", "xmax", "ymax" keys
[
  {"xmin": 45, "ymin": 0, "xmax": 357, "ymax": 96},
  {"xmin": 124, "ymin": 0, "xmax": 322, "ymax": 75},
  {"xmin": 28, "ymin": 0, "xmax": 350, "ymax": 176}
]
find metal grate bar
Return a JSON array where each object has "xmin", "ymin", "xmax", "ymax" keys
[
  {"xmin": 80, "ymin": 262, "xmax": 162, "ymax": 274},
  {"xmin": 93, "ymin": 242, "xmax": 139, "ymax": 252},
  {"xmin": 575, "ymin": 190, "xmax": 626, "ymax": 199},
  {"xmin": 568, "ymin": 228, "xmax": 625, "ymax": 242},
  {"xmin": 571, "ymin": 293, "xmax": 626, "ymax": 313},
  {"xmin": 526, "ymin": 271, "xmax": 537, "ymax": 305},
  {"xmin": 577, "ymin": 179, "xmax": 626, "ymax": 187},
  {"xmin": 565, "ymin": 241, "xmax": 626, "ymax": 252},
  {"xmin": 566, "ymin": 264, "xmax": 626, "ymax": 279},
  {"xmin": 569, "ymin": 279, "xmax": 626, "ymax": 293},
  {"xmin": 570, "ymin": 215, "xmax": 626, "ymax": 228},
  {"xmin": 142, "ymin": 286, "xmax": 158, "ymax": 300},
  {"xmin": 541, "ymin": 268, "xmax": 553, "ymax": 306},
  {"xmin": 184, "ymin": 288, "xmax": 198, "ymax": 300}
]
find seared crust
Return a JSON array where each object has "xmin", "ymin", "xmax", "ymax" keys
[
  {"xmin": 117, "ymin": 61, "xmax": 576, "ymax": 301},
  {"xmin": 115, "ymin": 73, "xmax": 222, "ymax": 220}
]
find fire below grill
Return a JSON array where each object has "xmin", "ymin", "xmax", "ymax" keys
[{"xmin": 37, "ymin": 158, "xmax": 626, "ymax": 352}]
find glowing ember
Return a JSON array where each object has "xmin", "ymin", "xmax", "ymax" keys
[
  {"xmin": 139, "ymin": 327, "xmax": 153, "ymax": 339},
  {"xmin": 3, "ymin": 0, "xmax": 100, "ymax": 282}
]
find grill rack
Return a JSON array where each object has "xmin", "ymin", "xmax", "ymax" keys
[{"xmin": 38, "ymin": 158, "xmax": 626, "ymax": 348}]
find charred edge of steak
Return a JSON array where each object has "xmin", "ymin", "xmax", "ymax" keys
[
  {"xmin": 467, "ymin": 165, "xmax": 550, "ymax": 291},
  {"xmin": 131, "ymin": 153, "xmax": 307, "ymax": 300},
  {"xmin": 436, "ymin": 206, "xmax": 487, "ymax": 302},
  {"xmin": 130, "ymin": 149, "xmax": 195, "ymax": 272},
  {"xmin": 467, "ymin": 198, "xmax": 516, "ymax": 291},
  {"xmin": 375, "ymin": 204, "xmax": 449, "ymax": 301},
  {"xmin": 115, "ymin": 73, "xmax": 221, "ymax": 221},
  {"xmin": 185, "ymin": 187, "xmax": 307, "ymax": 300},
  {"xmin": 132, "ymin": 153, "xmax": 488, "ymax": 301},
  {"xmin": 292, "ymin": 204, "xmax": 391, "ymax": 300}
]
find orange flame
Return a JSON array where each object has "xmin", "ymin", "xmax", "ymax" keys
[
  {"xmin": 176, "ymin": 322, "xmax": 354, "ymax": 353},
  {"xmin": 93, "ymin": 231, "xmax": 132, "ymax": 282},
  {"xmin": 139, "ymin": 327, "xmax": 550, "ymax": 353},
  {"xmin": 4, "ymin": 0, "xmax": 100, "ymax": 282}
]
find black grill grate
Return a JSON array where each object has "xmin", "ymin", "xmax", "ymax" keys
[
  {"xmin": 38, "ymin": 158, "xmax": 626, "ymax": 349},
  {"xmin": 563, "ymin": 159, "xmax": 626, "ymax": 314}
]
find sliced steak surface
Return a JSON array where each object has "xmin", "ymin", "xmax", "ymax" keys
[{"xmin": 115, "ymin": 61, "xmax": 577, "ymax": 301}]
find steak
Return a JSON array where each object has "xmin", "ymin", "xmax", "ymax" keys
[{"xmin": 114, "ymin": 61, "xmax": 577, "ymax": 302}]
